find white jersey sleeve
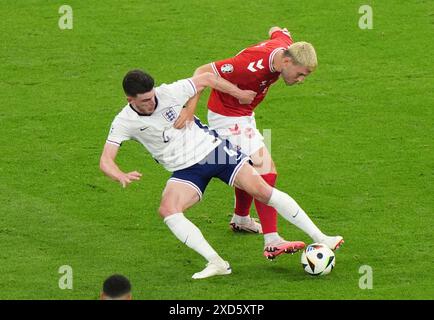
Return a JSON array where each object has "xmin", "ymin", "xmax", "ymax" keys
[
  {"xmin": 158, "ymin": 78, "xmax": 197, "ymax": 107},
  {"xmin": 106, "ymin": 116, "xmax": 131, "ymax": 146}
]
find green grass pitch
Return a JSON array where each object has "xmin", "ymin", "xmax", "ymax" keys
[{"xmin": 0, "ymin": 0, "xmax": 433, "ymax": 299}]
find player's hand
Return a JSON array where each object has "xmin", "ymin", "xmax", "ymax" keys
[
  {"xmin": 238, "ymin": 90, "xmax": 257, "ymax": 104},
  {"xmin": 174, "ymin": 107, "xmax": 194, "ymax": 129},
  {"xmin": 118, "ymin": 171, "xmax": 142, "ymax": 188}
]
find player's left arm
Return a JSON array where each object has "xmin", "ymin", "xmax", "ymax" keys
[
  {"xmin": 174, "ymin": 68, "xmax": 256, "ymax": 129},
  {"xmin": 173, "ymin": 64, "xmax": 213, "ymax": 129}
]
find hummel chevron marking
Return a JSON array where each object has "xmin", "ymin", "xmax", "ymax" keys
[{"xmin": 247, "ymin": 59, "xmax": 264, "ymax": 72}]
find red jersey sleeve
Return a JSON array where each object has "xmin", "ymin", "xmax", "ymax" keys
[
  {"xmin": 211, "ymin": 54, "xmax": 255, "ymax": 86},
  {"xmin": 270, "ymin": 29, "xmax": 293, "ymax": 46}
]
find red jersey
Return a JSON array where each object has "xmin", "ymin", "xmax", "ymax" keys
[{"xmin": 208, "ymin": 30, "xmax": 293, "ymax": 117}]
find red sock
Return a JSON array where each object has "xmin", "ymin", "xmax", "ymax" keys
[
  {"xmin": 254, "ymin": 173, "xmax": 278, "ymax": 234},
  {"xmin": 234, "ymin": 187, "xmax": 253, "ymax": 216}
]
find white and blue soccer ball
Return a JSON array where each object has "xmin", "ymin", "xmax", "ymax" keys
[{"xmin": 301, "ymin": 243, "xmax": 336, "ymax": 276}]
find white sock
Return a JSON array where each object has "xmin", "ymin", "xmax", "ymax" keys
[
  {"xmin": 267, "ymin": 188, "xmax": 325, "ymax": 242},
  {"xmin": 264, "ymin": 232, "xmax": 281, "ymax": 246},
  {"xmin": 164, "ymin": 213, "xmax": 224, "ymax": 264},
  {"xmin": 233, "ymin": 214, "xmax": 251, "ymax": 224}
]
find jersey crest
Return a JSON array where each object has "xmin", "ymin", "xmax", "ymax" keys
[{"xmin": 162, "ymin": 107, "xmax": 178, "ymax": 122}]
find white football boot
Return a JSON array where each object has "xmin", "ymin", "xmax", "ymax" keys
[
  {"xmin": 192, "ymin": 260, "xmax": 232, "ymax": 280},
  {"xmin": 229, "ymin": 216, "xmax": 263, "ymax": 234},
  {"xmin": 316, "ymin": 235, "xmax": 344, "ymax": 251}
]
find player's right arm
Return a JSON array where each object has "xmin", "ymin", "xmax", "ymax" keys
[
  {"xmin": 268, "ymin": 26, "xmax": 291, "ymax": 37},
  {"xmin": 268, "ymin": 26, "xmax": 282, "ymax": 37},
  {"xmin": 99, "ymin": 143, "xmax": 142, "ymax": 188},
  {"xmin": 268, "ymin": 26, "xmax": 293, "ymax": 43}
]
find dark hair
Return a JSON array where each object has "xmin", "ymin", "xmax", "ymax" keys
[
  {"xmin": 122, "ymin": 69, "xmax": 154, "ymax": 97},
  {"xmin": 102, "ymin": 274, "xmax": 131, "ymax": 298}
]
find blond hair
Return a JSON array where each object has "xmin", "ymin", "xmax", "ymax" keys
[{"xmin": 284, "ymin": 41, "xmax": 318, "ymax": 71}]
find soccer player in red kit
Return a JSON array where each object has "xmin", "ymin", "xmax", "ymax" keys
[{"xmin": 175, "ymin": 27, "xmax": 343, "ymax": 259}]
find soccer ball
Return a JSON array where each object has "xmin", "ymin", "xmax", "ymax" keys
[{"xmin": 301, "ymin": 243, "xmax": 336, "ymax": 276}]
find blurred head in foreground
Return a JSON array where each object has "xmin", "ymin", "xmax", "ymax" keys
[{"xmin": 100, "ymin": 274, "xmax": 132, "ymax": 300}]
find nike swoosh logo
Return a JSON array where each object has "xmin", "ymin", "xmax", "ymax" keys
[{"xmin": 140, "ymin": 127, "xmax": 149, "ymax": 131}]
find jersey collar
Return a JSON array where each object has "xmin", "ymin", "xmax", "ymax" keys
[{"xmin": 269, "ymin": 47, "xmax": 285, "ymax": 73}]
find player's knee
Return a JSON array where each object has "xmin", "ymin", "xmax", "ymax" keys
[
  {"xmin": 252, "ymin": 154, "xmax": 276, "ymax": 174},
  {"xmin": 251, "ymin": 181, "xmax": 272, "ymax": 203},
  {"xmin": 267, "ymin": 159, "xmax": 277, "ymax": 174},
  {"xmin": 158, "ymin": 202, "xmax": 177, "ymax": 218},
  {"xmin": 271, "ymin": 161, "xmax": 277, "ymax": 173},
  {"xmin": 268, "ymin": 165, "xmax": 277, "ymax": 175}
]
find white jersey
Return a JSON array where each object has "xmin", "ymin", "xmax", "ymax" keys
[{"xmin": 106, "ymin": 79, "xmax": 222, "ymax": 172}]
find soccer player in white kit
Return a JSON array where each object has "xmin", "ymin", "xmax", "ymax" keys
[{"xmin": 100, "ymin": 69, "xmax": 337, "ymax": 279}]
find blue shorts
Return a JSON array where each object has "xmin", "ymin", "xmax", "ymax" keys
[{"xmin": 169, "ymin": 139, "xmax": 251, "ymax": 200}]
